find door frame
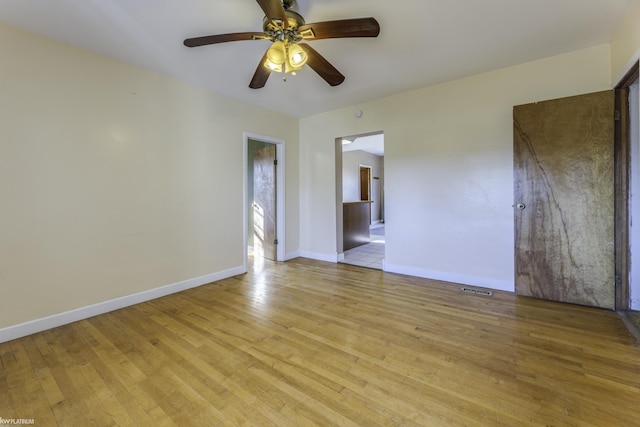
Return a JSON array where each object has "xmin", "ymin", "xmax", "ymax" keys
[
  {"xmin": 243, "ymin": 132, "xmax": 286, "ymax": 270},
  {"xmin": 335, "ymin": 131, "xmax": 384, "ymax": 261},
  {"xmin": 615, "ymin": 61, "xmax": 639, "ymax": 310}
]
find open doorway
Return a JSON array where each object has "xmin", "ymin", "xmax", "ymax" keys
[
  {"xmin": 336, "ymin": 132, "xmax": 385, "ymax": 269},
  {"xmin": 244, "ymin": 133, "xmax": 285, "ymax": 271}
]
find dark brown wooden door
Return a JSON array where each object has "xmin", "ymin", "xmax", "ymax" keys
[
  {"xmin": 359, "ymin": 167, "xmax": 371, "ymax": 201},
  {"xmin": 253, "ymin": 145, "xmax": 277, "ymax": 261},
  {"xmin": 359, "ymin": 166, "xmax": 372, "ymax": 224},
  {"xmin": 514, "ymin": 91, "xmax": 615, "ymax": 309}
]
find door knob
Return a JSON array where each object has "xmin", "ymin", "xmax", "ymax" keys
[{"xmin": 516, "ymin": 203, "xmax": 526, "ymax": 210}]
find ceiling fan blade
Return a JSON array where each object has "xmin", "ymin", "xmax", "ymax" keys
[
  {"xmin": 299, "ymin": 44, "xmax": 345, "ymax": 87},
  {"xmin": 299, "ymin": 17, "xmax": 380, "ymax": 40},
  {"xmin": 184, "ymin": 32, "xmax": 267, "ymax": 47},
  {"xmin": 249, "ymin": 50, "xmax": 271, "ymax": 89},
  {"xmin": 256, "ymin": 0, "xmax": 289, "ymax": 28}
]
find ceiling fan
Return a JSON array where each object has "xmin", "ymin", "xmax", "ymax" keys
[{"xmin": 183, "ymin": 0, "xmax": 380, "ymax": 89}]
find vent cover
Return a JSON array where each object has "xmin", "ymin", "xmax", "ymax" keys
[{"xmin": 460, "ymin": 287, "xmax": 493, "ymax": 297}]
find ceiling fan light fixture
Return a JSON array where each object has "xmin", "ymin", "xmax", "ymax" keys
[
  {"xmin": 264, "ymin": 58, "xmax": 283, "ymax": 72},
  {"xmin": 284, "ymin": 61, "xmax": 303, "ymax": 75},
  {"xmin": 288, "ymin": 43, "xmax": 308, "ymax": 67},
  {"xmin": 264, "ymin": 41, "xmax": 306, "ymax": 75},
  {"xmin": 266, "ymin": 41, "xmax": 286, "ymax": 66}
]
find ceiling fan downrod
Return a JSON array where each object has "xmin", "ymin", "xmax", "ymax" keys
[{"xmin": 281, "ymin": 0, "xmax": 297, "ymax": 11}]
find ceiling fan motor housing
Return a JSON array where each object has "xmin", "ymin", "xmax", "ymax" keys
[{"xmin": 263, "ymin": 10, "xmax": 305, "ymax": 33}]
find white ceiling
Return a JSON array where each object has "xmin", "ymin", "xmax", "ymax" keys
[
  {"xmin": 0, "ymin": 0, "xmax": 631, "ymax": 118},
  {"xmin": 343, "ymin": 134, "xmax": 384, "ymax": 157}
]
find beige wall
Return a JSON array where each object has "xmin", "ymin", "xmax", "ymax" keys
[
  {"xmin": 300, "ymin": 44, "xmax": 611, "ymax": 289},
  {"xmin": 612, "ymin": 0, "xmax": 640, "ymax": 82},
  {"xmin": 0, "ymin": 23, "xmax": 299, "ymax": 329}
]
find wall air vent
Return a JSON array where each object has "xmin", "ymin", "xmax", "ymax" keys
[{"xmin": 460, "ymin": 287, "xmax": 493, "ymax": 297}]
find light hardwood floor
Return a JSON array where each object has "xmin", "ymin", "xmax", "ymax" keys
[{"xmin": 1, "ymin": 257, "xmax": 639, "ymax": 426}]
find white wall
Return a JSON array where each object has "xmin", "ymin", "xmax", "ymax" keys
[
  {"xmin": 612, "ymin": 0, "xmax": 640, "ymax": 82},
  {"xmin": 0, "ymin": 23, "xmax": 299, "ymax": 333},
  {"xmin": 300, "ymin": 44, "xmax": 612, "ymax": 291}
]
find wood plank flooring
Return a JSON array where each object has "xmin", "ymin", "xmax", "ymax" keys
[{"xmin": 1, "ymin": 257, "xmax": 639, "ymax": 426}]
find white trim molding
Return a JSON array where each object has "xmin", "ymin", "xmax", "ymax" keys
[
  {"xmin": 284, "ymin": 251, "xmax": 301, "ymax": 261},
  {"xmin": 0, "ymin": 266, "xmax": 245, "ymax": 344},
  {"xmin": 300, "ymin": 251, "xmax": 339, "ymax": 263},
  {"xmin": 383, "ymin": 262, "xmax": 515, "ymax": 293}
]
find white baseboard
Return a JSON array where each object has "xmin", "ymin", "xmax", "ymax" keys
[
  {"xmin": 284, "ymin": 250, "xmax": 301, "ymax": 261},
  {"xmin": 383, "ymin": 262, "xmax": 514, "ymax": 292},
  {"xmin": 299, "ymin": 250, "xmax": 339, "ymax": 263},
  {"xmin": 0, "ymin": 266, "xmax": 246, "ymax": 344}
]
